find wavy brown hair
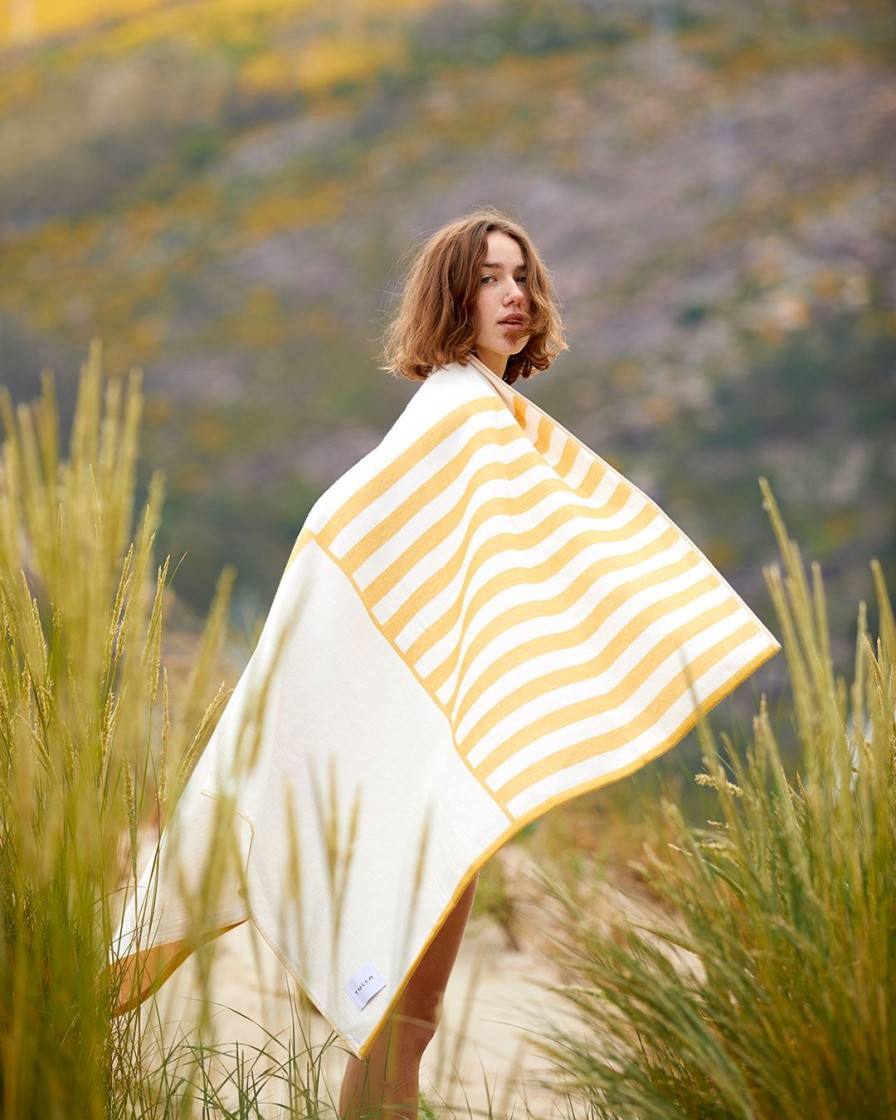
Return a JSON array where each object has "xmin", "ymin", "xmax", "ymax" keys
[{"xmin": 382, "ymin": 208, "xmax": 566, "ymax": 385}]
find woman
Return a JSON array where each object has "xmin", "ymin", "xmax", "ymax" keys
[
  {"xmin": 113, "ymin": 208, "xmax": 776, "ymax": 1120},
  {"xmin": 114, "ymin": 208, "xmax": 566, "ymax": 1120},
  {"xmin": 339, "ymin": 208, "xmax": 566, "ymax": 1120}
]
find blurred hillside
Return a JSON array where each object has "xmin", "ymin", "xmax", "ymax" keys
[{"xmin": 1, "ymin": 0, "xmax": 894, "ymax": 667}]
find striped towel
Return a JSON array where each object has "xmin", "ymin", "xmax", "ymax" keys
[{"xmin": 112, "ymin": 356, "xmax": 779, "ymax": 1055}]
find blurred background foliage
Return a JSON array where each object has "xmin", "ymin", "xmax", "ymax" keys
[{"xmin": 1, "ymin": 0, "xmax": 894, "ymax": 677}]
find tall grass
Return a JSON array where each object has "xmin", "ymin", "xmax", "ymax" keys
[
  {"xmin": 0, "ymin": 344, "xmax": 475, "ymax": 1120},
  {"xmin": 8, "ymin": 340, "xmax": 892, "ymax": 1118},
  {"xmin": 0, "ymin": 342, "xmax": 260, "ymax": 1117},
  {"xmin": 541, "ymin": 481, "xmax": 895, "ymax": 1119}
]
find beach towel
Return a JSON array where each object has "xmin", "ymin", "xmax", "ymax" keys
[{"xmin": 111, "ymin": 355, "xmax": 779, "ymax": 1056}]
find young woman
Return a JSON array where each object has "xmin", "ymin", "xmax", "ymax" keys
[
  {"xmin": 113, "ymin": 208, "xmax": 566, "ymax": 1120},
  {"xmin": 339, "ymin": 208, "xmax": 566, "ymax": 1120},
  {"xmin": 112, "ymin": 209, "xmax": 774, "ymax": 1120}
]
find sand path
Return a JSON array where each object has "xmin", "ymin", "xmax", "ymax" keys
[{"xmin": 138, "ymin": 913, "xmax": 573, "ymax": 1118}]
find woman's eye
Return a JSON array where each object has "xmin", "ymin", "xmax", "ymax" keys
[
  {"xmin": 516, "ymin": 275, "xmax": 528, "ymax": 285},
  {"xmin": 480, "ymin": 275, "xmax": 495, "ymax": 284}
]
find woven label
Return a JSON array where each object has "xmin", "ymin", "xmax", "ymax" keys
[{"xmin": 344, "ymin": 964, "xmax": 386, "ymax": 1010}]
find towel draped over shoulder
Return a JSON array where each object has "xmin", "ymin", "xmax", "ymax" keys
[{"xmin": 112, "ymin": 356, "xmax": 779, "ymax": 1056}]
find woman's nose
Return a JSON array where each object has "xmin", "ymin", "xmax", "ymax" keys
[{"xmin": 504, "ymin": 280, "xmax": 524, "ymax": 303}]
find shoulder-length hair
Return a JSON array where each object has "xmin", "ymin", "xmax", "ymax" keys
[{"xmin": 382, "ymin": 208, "xmax": 566, "ymax": 385}]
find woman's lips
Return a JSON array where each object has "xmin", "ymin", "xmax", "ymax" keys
[{"xmin": 499, "ymin": 317, "xmax": 527, "ymax": 329}]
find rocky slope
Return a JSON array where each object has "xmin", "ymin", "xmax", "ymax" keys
[{"xmin": 1, "ymin": 0, "xmax": 893, "ymax": 665}]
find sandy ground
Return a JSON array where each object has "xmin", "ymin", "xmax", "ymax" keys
[{"xmin": 136, "ymin": 913, "xmax": 575, "ymax": 1118}]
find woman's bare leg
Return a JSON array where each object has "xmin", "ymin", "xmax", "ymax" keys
[{"xmin": 339, "ymin": 875, "xmax": 478, "ymax": 1120}]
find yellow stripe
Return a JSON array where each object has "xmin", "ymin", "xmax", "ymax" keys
[
  {"xmin": 317, "ymin": 398, "xmax": 504, "ymax": 549},
  {"xmin": 512, "ymin": 395, "xmax": 528, "ymax": 428},
  {"xmin": 491, "ymin": 620, "xmax": 760, "ymax": 804},
  {"xmin": 553, "ymin": 435, "xmax": 579, "ymax": 480},
  {"xmin": 424, "ymin": 523, "xmax": 680, "ymax": 698},
  {"xmin": 405, "ymin": 494, "xmax": 658, "ymax": 670},
  {"xmin": 361, "ymin": 448, "xmax": 546, "ymax": 604},
  {"xmin": 365, "ymin": 458, "xmax": 630, "ymax": 609},
  {"xmin": 576, "ymin": 459, "xmax": 606, "ymax": 499},
  {"xmin": 473, "ymin": 597, "xmax": 743, "ymax": 772},
  {"xmin": 381, "ymin": 495, "xmax": 657, "ymax": 642},
  {"xmin": 412, "ymin": 497, "xmax": 649, "ymax": 685},
  {"xmin": 535, "ymin": 415, "xmax": 552, "ymax": 454},
  {"xmin": 457, "ymin": 568, "xmax": 720, "ymax": 748},
  {"xmin": 448, "ymin": 549, "xmax": 708, "ymax": 728},
  {"xmin": 341, "ymin": 422, "xmax": 526, "ymax": 574},
  {"xmin": 502, "ymin": 639, "xmax": 778, "ymax": 821}
]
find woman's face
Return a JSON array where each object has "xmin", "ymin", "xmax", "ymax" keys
[{"xmin": 472, "ymin": 231, "xmax": 530, "ymax": 377}]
